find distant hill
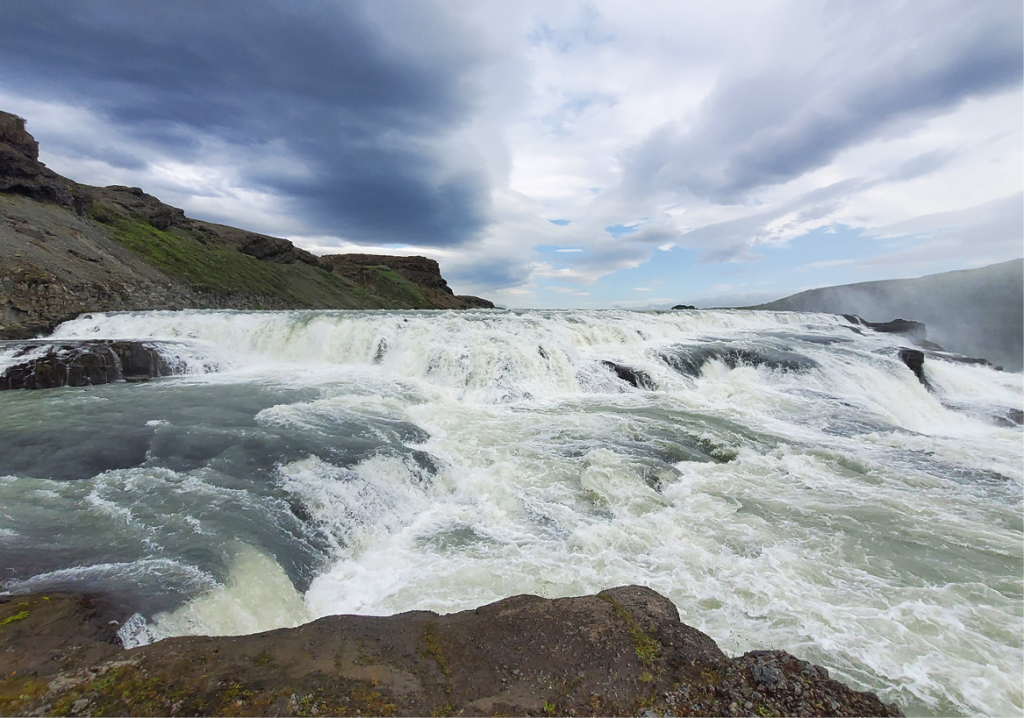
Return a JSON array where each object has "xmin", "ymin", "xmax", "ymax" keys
[
  {"xmin": 0, "ymin": 111, "xmax": 492, "ymax": 339},
  {"xmin": 751, "ymin": 260, "xmax": 1024, "ymax": 371}
]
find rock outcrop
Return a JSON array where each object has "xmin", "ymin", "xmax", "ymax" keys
[
  {"xmin": 0, "ymin": 113, "xmax": 84, "ymax": 212},
  {"xmin": 0, "ymin": 340, "xmax": 179, "ymax": 390},
  {"xmin": 896, "ymin": 347, "xmax": 928, "ymax": 388},
  {"xmin": 600, "ymin": 359, "xmax": 655, "ymax": 389},
  {"xmin": 843, "ymin": 316, "xmax": 930, "ymax": 344},
  {"xmin": 0, "ymin": 111, "xmax": 493, "ymax": 340},
  {"xmin": 320, "ymin": 254, "xmax": 494, "ymax": 309},
  {"xmin": 0, "ymin": 587, "xmax": 902, "ymax": 717}
]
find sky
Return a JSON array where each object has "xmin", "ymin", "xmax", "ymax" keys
[{"xmin": 1, "ymin": 0, "xmax": 1021, "ymax": 308}]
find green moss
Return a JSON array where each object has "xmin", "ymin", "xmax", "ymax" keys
[
  {"xmin": 420, "ymin": 622, "xmax": 451, "ymax": 678},
  {"xmin": 429, "ymin": 701, "xmax": 455, "ymax": 717},
  {"xmin": 597, "ymin": 595, "xmax": 663, "ymax": 669},
  {"xmin": 0, "ymin": 611, "xmax": 29, "ymax": 626},
  {"xmin": 250, "ymin": 649, "xmax": 276, "ymax": 667},
  {"xmin": 0, "ymin": 675, "xmax": 48, "ymax": 716},
  {"xmin": 290, "ymin": 683, "xmax": 396, "ymax": 718},
  {"xmin": 351, "ymin": 642, "xmax": 376, "ymax": 666}
]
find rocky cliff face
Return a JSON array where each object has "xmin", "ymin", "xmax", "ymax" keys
[
  {"xmin": 321, "ymin": 254, "xmax": 495, "ymax": 309},
  {"xmin": 0, "ymin": 111, "xmax": 493, "ymax": 339}
]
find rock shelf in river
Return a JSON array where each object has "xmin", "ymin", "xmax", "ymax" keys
[{"xmin": 0, "ymin": 340, "xmax": 179, "ymax": 389}]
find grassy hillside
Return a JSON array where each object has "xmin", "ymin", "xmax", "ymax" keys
[{"xmin": 87, "ymin": 201, "xmax": 433, "ymax": 310}]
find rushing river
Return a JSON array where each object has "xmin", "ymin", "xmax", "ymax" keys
[{"xmin": 0, "ymin": 308, "xmax": 1020, "ymax": 716}]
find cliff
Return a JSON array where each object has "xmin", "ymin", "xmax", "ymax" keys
[
  {"xmin": 0, "ymin": 587, "xmax": 901, "ymax": 717},
  {"xmin": 750, "ymin": 260, "xmax": 1024, "ymax": 371},
  {"xmin": 0, "ymin": 111, "xmax": 492, "ymax": 339}
]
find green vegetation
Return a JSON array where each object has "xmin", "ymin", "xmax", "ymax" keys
[
  {"xmin": 0, "ymin": 611, "xmax": 29, "ymax": 626},
  {"xmin": 597, "ymin": 595, "xmax": 663, "ymax": 669},
  {"xmin": 0, "ymin": 661, "xmax": 402, "ymax": 718},
  {"xmin": 420, "ymin": 621, "xmax": 451, "ymax": 678},
  {"xmin": 340, "ymin": 264, "xmax": 436, "ymax": 309},
  {"xmin": 429, "ymin": 701, "xmax": 455, "ymax": 717},
  {"xmin": 0, "ymin": 675, "xmax": 48, "ymax": 716},
  {"xmin": 353, "ymin": 642, "xmax": 376, "ymax": 666},
  {"xmin": 250, "ymin": 649, "xmax": 276, "ymax": 667},
  {"xmin": 87, "ymin": 201, "xmax": 435, "ymax": 310},
  {"xmin": 598, "ymin": 593, "xmax": 668, "ymax": 714}
]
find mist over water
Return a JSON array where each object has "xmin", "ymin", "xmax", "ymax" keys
[
  {"xmin": 758, "ymin": 259, "xmax": 1024, "ymax": 372},
  {"xmin": 1, "ymin": 308, "xmax": 1021, "ymax": 716}
]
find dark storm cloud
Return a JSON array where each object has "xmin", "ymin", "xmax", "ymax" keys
[
  {"xmin": 0, "ymin": 0, "xmax": 490, "ymax": 245},
  {"xmin": 623, "ymin": 1, "xmax": 1023, "ymax": 204}
]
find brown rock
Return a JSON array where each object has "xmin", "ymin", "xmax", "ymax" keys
[{"xmin": 0, "ymin": 587, "xmax": 903, "ymax": 717}]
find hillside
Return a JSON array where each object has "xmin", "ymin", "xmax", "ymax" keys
[
  {"xmin": 0, "ymin": 111, "xmax": 492, "ymax": 339},
  {"xmin": 752, "ymin": 260, "xmax": 1024, "ymax": 371}
]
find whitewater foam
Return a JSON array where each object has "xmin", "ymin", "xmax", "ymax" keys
[{"xmin": 4, "ymin": 308, "xmax": 1021, "ymax": 716}]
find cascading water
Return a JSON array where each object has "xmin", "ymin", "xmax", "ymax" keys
[{"xmin": 1, "ymin": 308, "xmax": 1021, "ymax": 716}]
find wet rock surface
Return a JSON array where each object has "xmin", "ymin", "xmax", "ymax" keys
[
  {"xmin": 660, "ymin": 343, "xmax": 819, "ymax": 376},
  {"xmin": 897, "ymin": 348, "xmax": 928, "ymax": 388},
  {"xmin": 843, "ymin": 316, "xmax": 928, "ymax": 343},
  {"xmin": 601, "ymin": 360, "xmax": 655, "ymax": 389},
  {"xmin": 0, "ymin": 340, "xmax": 178, "ymax": 390},
  {"xmin": 0, "ymin": 587, "xmax": 902, "ymax": 717}
]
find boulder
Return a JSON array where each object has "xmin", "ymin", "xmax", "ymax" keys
[
  {"xmin": 601, "ymin": 359, "xmax": 655, "ymax": 389},
  {"xmin": 897, "ymin": 347, "xmax": 928, "ymax": 388},
  {"xmin": 0, "ymin": 340, "xmax": 176, "ymax": 390}
]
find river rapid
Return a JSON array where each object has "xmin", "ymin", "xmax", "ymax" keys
[{"xmin": 1, "ymin": 308, "xmax": 1020, "ymax": 716}]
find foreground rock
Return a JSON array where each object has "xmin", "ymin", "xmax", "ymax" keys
[
  {"xmin": 0, "ymin": 340, "xmax": 181, "ymax": 390},
  {"xmin": 0, "ymin": 588, "xmax": 901, "ymax": 717}
]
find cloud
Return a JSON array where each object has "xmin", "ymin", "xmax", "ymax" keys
[
  {"xmin": 674, "ymin": 179, "xmax": 866, "ymax": 261},
  {"xmin": 856, "ymin": 192, "xmax": 1024, "ymax": 269},
  {"xmin": 0, "ymin": 0, "xmax": 492, "ymax": 246},
  {"xmin": 621, "ymin": 0, "xmax": 1022, "ymax": 203},
  {"xmin": 0, "ymin": 0, "xmax": 1018, "ymax": 305},
  {"xmin": 802, "ymin": 259, "xmax": 857, "ymax": 270}
]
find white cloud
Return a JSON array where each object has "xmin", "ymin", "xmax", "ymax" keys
[{"xmin": 3, "ymin": 1, "xmax": 1020, "ymax": 307}]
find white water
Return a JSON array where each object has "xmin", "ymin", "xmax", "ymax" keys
[{"xmin": 3, "ymin": 308, "xmax": 1021, "ymax": 716}]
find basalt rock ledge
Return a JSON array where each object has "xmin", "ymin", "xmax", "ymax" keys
[
  {"xmin": 0, "ymin": 586, "xmax": 902, "ymax": 717},
  {"xmin": 0, "ymin": 111, "xmax": 493, "ymax": 340}
]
